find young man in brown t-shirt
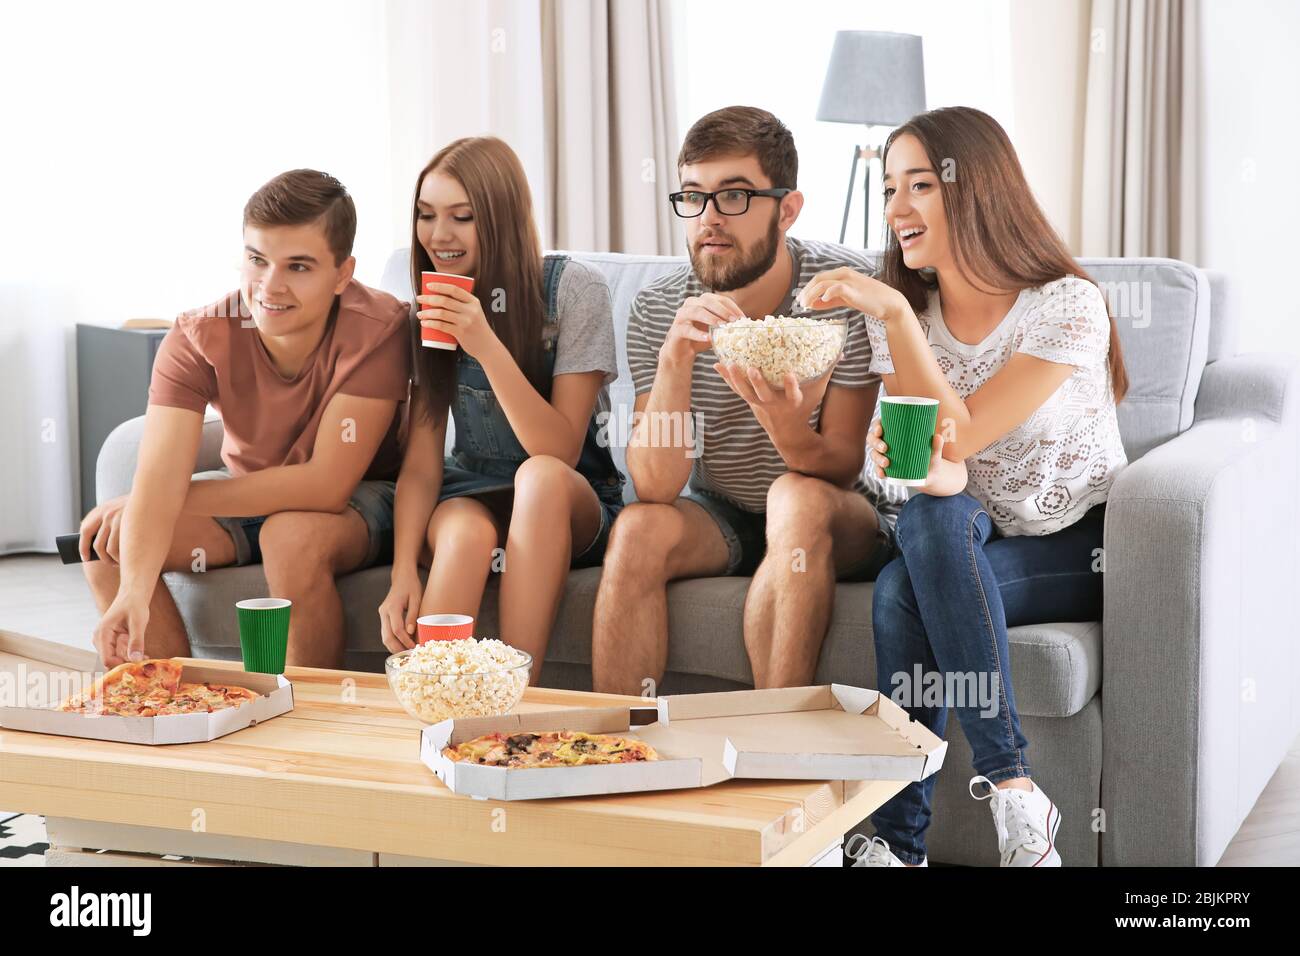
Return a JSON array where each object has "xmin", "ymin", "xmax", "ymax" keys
[{"xmin": 80, "ymin": 169, "xmax": 411, "ymax": 669}]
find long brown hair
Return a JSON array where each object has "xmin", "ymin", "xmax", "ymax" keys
[
  {"xmin": 880, "ymin": 107, "xmax": 1128, "ymax": 402},
  {"xmin": 409, "ymin": 136, "xmax": 549, "ymax": 424}
]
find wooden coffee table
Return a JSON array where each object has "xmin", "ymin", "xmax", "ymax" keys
[{"xmin": 0, "ymin": 632, "xmax": 903, "ymax": 867}]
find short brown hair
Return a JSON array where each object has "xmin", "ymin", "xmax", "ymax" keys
[
  {"xmin": 243, "ymin": 169, "xmax": 356, "ymax": 266},
  {"xmin": 678, "ymin": 106, "xmax": 798, "ymax": 189}
]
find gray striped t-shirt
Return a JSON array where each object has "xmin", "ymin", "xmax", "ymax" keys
[{"xmin": 626, "ymin": 235, "xmax": 903, "ymax": 519}]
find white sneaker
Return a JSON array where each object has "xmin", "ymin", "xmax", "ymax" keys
[
  {"xmin": 846, "ymin": 834, "xmax": 928, "ymax": 867},
  {"xmin": 969, "ymin": 775, "xmax": 1062, "ymax": 866}
]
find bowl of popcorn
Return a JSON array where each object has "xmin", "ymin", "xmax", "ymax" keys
[
  {"xmin": 385, "ymin": 638, "xmax": 532, "ymax": 724},
  {"xmin": 709, "ymin": 314, "xmax": 848, "ymax": 388}
]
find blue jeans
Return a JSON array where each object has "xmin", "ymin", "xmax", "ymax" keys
[{"xmin": 868, "ymin": 491, "xmax": 1106, "ymax": 865}]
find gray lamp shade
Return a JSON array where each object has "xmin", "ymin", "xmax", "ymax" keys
[{"xmin": 816, "ymin": 31, "xmax": 926, "ymax": 127}]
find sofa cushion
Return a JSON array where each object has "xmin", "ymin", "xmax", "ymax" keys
[
  {"xmin": 173, "ymin": 565, "xmax": 1100, "ymax": 719},
  {"xmin": 1077, "ymin": 257, "xmax": 1211, "ymax": 461}
]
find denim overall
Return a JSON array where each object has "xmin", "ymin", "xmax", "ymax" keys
[{"xmin": 438, "ymin": 254, "xmax": 626, "ymax": 543}]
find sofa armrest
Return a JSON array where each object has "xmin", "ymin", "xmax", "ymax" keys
[
  {"xmin": 1101, "ymin": 355, "xmax": 1300, "ymax": 865},
  {"xmin": 1193, "ymin": 352, "xmax": 1300, "ymax": 425},
  {"xmin": 94, "ymin": 413, "xmax": 225, "ymax": 505}
]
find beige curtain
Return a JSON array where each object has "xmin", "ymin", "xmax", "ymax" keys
[
  {"xmin": 1081, "ymin": 0, "xmax": 1199, "ymax": 259},
  {"xmin": 541, "ymin": 0, "xmax": 684, "ymax": 256}
]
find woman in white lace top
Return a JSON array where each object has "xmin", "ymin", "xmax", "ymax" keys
[{"xmin": 803, "ymin": 107, "xmax": 1128, "ymax": 869}]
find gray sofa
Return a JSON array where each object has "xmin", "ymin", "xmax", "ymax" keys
[{"xmin": 96, "ymin": 248, "xmax": 1300, "ymax": 867}]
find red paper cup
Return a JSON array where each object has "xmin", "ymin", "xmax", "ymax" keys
[
  {"xmin": 417, "ymin": 614, "xmax": 474, "ymax": 643},
  {"xmin": 419, "ymin": 271, "xmax": 475, "ymax": 350}
]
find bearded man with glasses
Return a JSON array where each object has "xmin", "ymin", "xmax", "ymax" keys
[{"xmin": 592, "ymin": 106, "xmax": 901, "ymax": 693}]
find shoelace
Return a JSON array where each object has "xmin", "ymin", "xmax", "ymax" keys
[
  {"xmin": 969, "ymin": 775, "xmax": 1039, "ymax": 862},
  {"xmin": 847, "ymin": 834, "xmax": 901, "ymax": 865},
  {"xmin": 863, "ymin": 835, "xmax": 900, "ymax": 866}
]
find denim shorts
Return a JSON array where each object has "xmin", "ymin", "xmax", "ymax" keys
[
  {"xmin": 192, "ymin": 469, "xmax": 396, "ymax": 569},
  {"xmin": 570, "ymin": 493, "xmax": 624, "ymax": 570},
  {"xmin": 440, "ymin": 471, "xmax": 626, "ymax": 572},
  {"xmin": 683, "ymin": 486, "xmax": 896, "ymax": 579}
]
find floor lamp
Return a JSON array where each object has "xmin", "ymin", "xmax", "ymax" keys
[{"xmin": 816, "ymin": 31, "xmax": 927, "ymax": 248}]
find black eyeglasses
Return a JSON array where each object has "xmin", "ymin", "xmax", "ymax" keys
[{"xmin": 668, "ymin": 187, "xmax": 792, "ymax": 218}]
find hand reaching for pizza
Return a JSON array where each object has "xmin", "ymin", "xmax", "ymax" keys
[{"xmin": 93, "ymin": 591, "xmax": 149, "ymax": 667}]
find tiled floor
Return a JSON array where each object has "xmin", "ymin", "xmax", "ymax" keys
[
  {"xmin": 1, "ymin": 553, "xmax": 1298, "ymax": 866},
  {"xmin": 0, "ymin": 813, "xmax": 49, "ymax": 866},
  {"xmin": 0, "ymin": 554, "xmax": 99, "ymax": 653},
  {"xmin": 0, "ymin": 554, "xmax": 94, "ymax": 868}
]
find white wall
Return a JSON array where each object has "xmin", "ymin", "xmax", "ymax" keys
[
  {"xmin": 0, "ymin": 1, "xmax": 397, "ymax": 552},
  {"xmin": 1199, "ymin": 0, "xmax": 1300, "ymax": 355}
]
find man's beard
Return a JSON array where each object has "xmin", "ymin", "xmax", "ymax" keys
[{"xmin": 689, "ymin": 213, "xmax": 782, "ymax": 293}]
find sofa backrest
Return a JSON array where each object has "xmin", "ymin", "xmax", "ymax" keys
[
  {"xmin": 380, "ymin": 247, "xmax": 1217, "ymax": 475},
  {"xmin": 1075, "ymin": 257, "xmax": 1212, "ymax": 461}
]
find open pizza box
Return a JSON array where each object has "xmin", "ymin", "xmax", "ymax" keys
[
  {"xmin": 421, "ymin": 683, "xmax": 947, "ymax": 801},
  {"xmin": 0, "ymin": 633, "xmax": 293, "ymax": 745}
]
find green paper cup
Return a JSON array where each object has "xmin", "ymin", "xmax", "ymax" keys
[
  {"xmin": 880, "ymin": 396, "xmax": 940, "ymax": 487},
  {"xmin": 236, "ymin": 598, "xmax": 291, "ymax": 674}
]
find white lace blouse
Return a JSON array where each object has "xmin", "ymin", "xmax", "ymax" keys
[{"xmin": 864, "ymin": 276, "xmax": 1128, "ymax": 537}]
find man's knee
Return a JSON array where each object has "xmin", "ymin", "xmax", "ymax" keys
[
  {"xmin": 604, "ymin": 502, "xmax": 680, "ymax": 578},
  {"xmin": 260, "ymin": 512, "xmax": 340, "ymax": 581},
  {"xmin": 765, "ymin": 473, "xmax": 836, "ymax": 543}
]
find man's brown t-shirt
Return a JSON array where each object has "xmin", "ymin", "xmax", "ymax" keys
[{"xmin": 148, "ymin": 280, "xmax": 411, "ymax": 479}]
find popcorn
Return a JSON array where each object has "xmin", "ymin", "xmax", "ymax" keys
[
  {"xmin": 710, "ymin": 315, "xmax": 847, "ymax": 387},
  {"xmin": 386, "ymin": 638, "xmax": 531, "ymax": 724}
]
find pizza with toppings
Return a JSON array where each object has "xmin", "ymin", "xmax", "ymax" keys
[
  {"xmin": 442, "ymin": 730, "xmax": 659, "ymax": 768},
  {"xmin": 58, "ymin": 659, "xmax": 261, "ymax": 717},
  {"xmin": 156, "ymin": 682, "xmax": 261, "ymax": 715}
]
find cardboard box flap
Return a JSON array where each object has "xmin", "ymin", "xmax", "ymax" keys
[
  {"xmin": 648, "ymin": 709, "xmax": 921, "ymax": 756},
  {"xmin": 830, "ymin": 683, "xmax": 882, "ymax": 716},
  {"xmin": 630, "ymin": 723, "xmax": 733, "ymax": 787},
  {"xmin": 657, "ymin": 685, "xmax": 835, "ymax": 723},
  {"xmin": 175, "ymin": 664, "xmax": 282, "ymax": 696}
]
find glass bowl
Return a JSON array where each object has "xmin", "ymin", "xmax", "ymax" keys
[
  {"xmin": 709, "ymin": 316, "xmax": 848, "ymax": 388},
  {"xmin": 385, "ymin": 644, "xmax": 532, "ymax": 724}
]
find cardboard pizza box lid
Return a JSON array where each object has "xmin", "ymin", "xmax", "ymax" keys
[
  {"xmin": 0, "ymin": 656, "xmax": 294, "ymax": 745},
  {"xmin": 651, "ymin": 684, "xmax": 947, "ymax": 782}
]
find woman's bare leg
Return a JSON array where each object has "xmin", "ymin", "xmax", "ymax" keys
[
  {"xmin": 496, "ymin": 456, "xmax": 602, "ymax": 672},
  {"xmin": 421, "ymin": 497, "xmax": 503, "ymax": 618}
]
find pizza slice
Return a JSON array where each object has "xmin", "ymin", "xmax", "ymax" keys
[
  {"xmin": 59, "ymin": 659, "xmax": 185, "ymax": 715},
  {"xmin": 157, "ymin": 681, "xmax": 261, "ymax": 715},
  {"xmin": 442, "ymin": 730, "xmax": 659, "ymax": 767}
]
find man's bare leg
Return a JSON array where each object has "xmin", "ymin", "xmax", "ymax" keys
[
  {"xmin": 83, "ymin": 512, "xmax": 237, "ymax": 659},
  {"xmin": 744, "ymin": 473, "xmax": 880, "ymax": 688},
  {"xmin": 260, "ymin": 509, "xmax": 371, "ymax": 669},
  {"xmin": 591, "ymin": 499, "xmax": 729, "ymax": 696},
  {"xmin": 497, "ymin": 456, "xmax": 604, "ymax": 671}
]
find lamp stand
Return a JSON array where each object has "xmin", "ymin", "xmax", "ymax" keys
[{"xmin": 836, "ymin": 131, "xmax": 884, "ymax": 248}]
